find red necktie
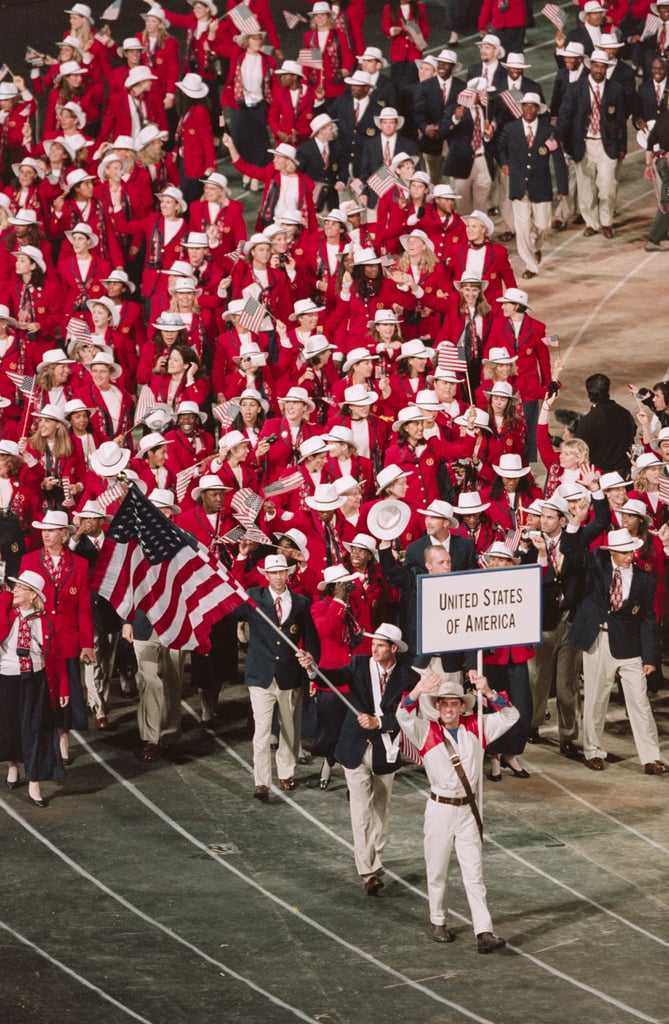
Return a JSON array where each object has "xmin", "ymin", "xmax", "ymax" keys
[
  {"xmin": 380, "ymin": 671, "xmax": 388, "ymax": 695},
  {"xmin": 657, "ymin": 84, "xmax": 663, "ymax": 105},
  {"xmin": 384, "ymin": 140, "xmax": 391, "ymax": 165},
  {"xmin": 16, "ymin": 610, "xmax": 37, "ymax": 674},
  {"xmin": 471, "ymin": 108, "xmax": 482, "ymax": 153},
  {"xmin": 589, "ymin": 85, "xmax": 601, "ymax": 135},
  {"xmin": 526, "ymin": 125, "xmax": 534, "ymax": 149},
  {"xmin": 322, "ymin": 144, "xmax": 329, "ymax": 168},
  {"xmin": 354, "ymin": 101, "xmax": 360, "ymax": 123},
  {"xmin": 275, "ymin": 596, "xmax": 283, "ymax": 624},
  {"xmin": 660, "ymin": 24, "xmax": 667, "ymax": 51},
  {"xmin": 609, "ymin": 568, "xmax": 623, "ymax": 612}
]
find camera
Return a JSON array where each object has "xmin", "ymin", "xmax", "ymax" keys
[
  {"xmin": 547, "ymin": 380, "xmax": 559, "ymax": 397},
  {"xmin": 265, "ymin": 433, "xmax": 278, "ymax": 444},
  {"xmin": 278, "ymin": 253, "xmax": 289, "ymax": 266}
]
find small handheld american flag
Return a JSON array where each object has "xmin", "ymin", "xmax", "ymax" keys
[
  {"xmin": 212, "ymin": 400, "xmax": 241, "ymax": 430},
  {"xmin": 262, "ymin": 470, "xmax": 304, "ymax": 497},
  {"xmin": 6, "ymin": 371, "xmax": 35, "ymax": 396},
  {"xmin": 298, "ymin": 47, "xmax": 324, "ymax": 70},
  {"xmin": 237, "ymin": 295, "xmax": 268, "ymax": 334},
  {"xmin": 283, "ymin": 8, "xmax": 307, "ymax": 28},
  {"xmin": 437, "ymin": 341, "xmax": 467, "ymax": 374},
  {"xmin": 366, "ymin": 165, "xmax": 401, "ymax": 198},
  {"xmin": 228, "ymin": 3, "xmax": 262, "ymax": 35},
  {"xmin": 658, "ymin": 476, "xmax": 669, "ymax": 506},
  {"xmin": 499, "ymin": 89, "xmax": 523, "ymax": 119},
  {"xmin": 230, "ymin": 487, "xmax": 263, "ymax": 528},
  {"xmin": 540, "ymin": 3, "xmax": 566, "ymax": 29},
  {"xmin": 175, "ymin": 465, "xmax": 197, "ymax": 503}
]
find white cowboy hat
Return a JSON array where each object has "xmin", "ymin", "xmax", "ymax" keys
[
  {"xmin": 258, "ymin": 553, "xmax": 296, "ymax": 575},
  {"xmin": 601, "ymin": 528, "xmax": 643, "ymax": 552},
  {"xmin": 483, "ymin": 381, "xmax": 519, "ymax": 401},
  {"xmin": 376, "ymin": 464, "xmax": 412, "ymax": 494},
  {"xmin": 175, "ymin": 400, "xmax": 207, "ymax": 424},
  {"xmin": 343, "ymin": 384, "xmax": 378, "ymax": 406},
  {"xmin": 267, "ymin": 142, "xmax": 298, "ymax": 162},
  {"xmin": 619, "ymin": 499, "xmax": 653, "ymax": 526},
  {"xmin": 343, "ymin": 532, "xmax": 379, "ymax": 561},
  {"xmin": 392, "ymin": 407, "xmax": 425, "ymax": 432},
  {"xmin": 297, "ymin": 436, "xmax": 330, "ymax": 463},
  {"xmin": 341, "ymin": 346, "xmax": 378, "ymax": 374},
  {"xmin": 454, "ymin": 408, "xmax": 492, "ymax": 432},
  {"xmin": 317, "ymin": 564, "xmax": 357, "ymax": 590},
  {"xmin": 86, "ymin": 296, "xmax": 120, "ymax": 327},
  {"xmin": 90, "ymin": 442, "xmax": 131, "ymax": 477},
  {"xmin": 31, "ymin": 510, "xmax": 75, "ymax": 534},
  {"xmin": 420, "ymin": 676, "xmax": 475, "ymax": 721},
  {"xmin": 278, "ymin": 385, "xmax": 316, "ymax": 415},
  {"xmin": 272, "ymin": 527, "xmax": 310, "ymax": 561},
  {"xmin": 305, "ymin": 483, "xmax": 345, "ymax": 511},
  {"xmin": 367, "ymin": 498, "xmax": 411, "ymax": 540},
  {"xmin": 476, "ymin": 33, "xmax": 505, "ymax": 57},
  {"xmin": 454, "ymin": 491, "xmax": 490, "ymax": 515},
  {"xmin": 492, "ymin": 453, "xmax": 531, "ymax": 477},
  {"xmin": 125, "ymin": 66, "xmax": 157, "ymax": 89},
  {"xmin": 156, "ymin": 185, "xmax": 187, "ymax": 214},
  {"xmin": 65, "ymin": 222, "xmax": 98, "ymax": 248},
  {"xmin": 37, "ymin": 349, "xmax": 75, "ymax": 372},
  {"xmin": 76, "ymin": 499, "xmax": 111, "ymax": 521},
  {"xmin": 485, "ymin": 346, "xmax": 517, "ymax": 364},
  {"xmin": 466, "ymin": 209, "xmax": 495, "ymax": 236},
  {"xmin": 12, "ymin": 244, "xmax": 46, "ymax": 273},
  {"xmin": 9, "ymin": 570, "xmax": 47, "ymax": 601},
  {"xmin": 89, "ymin": 351, "xmax": 122, "ymax": 380},
  {"xmin": 290, "ymin": 298, "xmax": 322, "ymax": 321},
  {"xmin": 373, "ymin": 106, "xmax": 405, "ymax": 130},
  {"xmin": 599, "ymin": 471, "xmax": 633, "ymax": 490},
  {"xmin": 100, "ymin": 268, "xmax": 136, "ymax": 294},
  {"xmin": 148, "ymin": 488, "xmax": 181, "ymax": 514},
  {"xmin": 363, "ymin": 621, "xmax": 408, "ymax": 653},
  {"xmin": 176, "ymin": 73, "xmax": 209, "ymax": 99},
  {"xmin": 454, "ymin": 270, "xmax": 488, "ymax": 291},
  {"xmin": 417, "ymin": 499, "xmax": 458, "ymax": 528},
  {"xmin": 497, "ymin": 287, "xmax": 531, "ymax": 309},
  {"xmin": 36, "ymin": 402, "xmax": 69, "ymax": 426},
  {"xmin": 191, "ymin": 474, "xmax": 231, "ymax": 501},
  {"xmin": 137, "ymin": 432, "xmax": 173, "ymax": 457}
]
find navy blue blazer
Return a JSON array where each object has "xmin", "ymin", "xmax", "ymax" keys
[
  {"xmin": 237, "ymin": 586, "xmax": 320, "ymax": 690},
  {"xmin": 635, "ymin": 79, "xmax": 669, "ymax": 125},
  {"xmin": 439, "ymin": 104, "xmax": 496, "ymax": 179},
  {"xmin": 498, "ymin": 118, "xmax": 568, "ymax": 202},
  {"xmin": 561, "ymin": 530, "xmax": 660, "ymax": 664},
  {"xmin": 296, "ymin": 136, "xmax": 347, "ymax": 209},
  {"xmin": 415, "ymin": 75, "xmax": 467, "ymax": 153},
  {"xmin": 334, "ymin": 654, "xmax": 411, "ymax": 773},
  {"xmin": 327, "ymin": 92, "xmax": 385, "ymax": 177},
  {"xmin": 404, "ymin": 533, "xmax": 478, "ymax": 574},
  {"xmin": 550, "ymin": 66, "xmax": 586, "ymax": 118},
  {"xmin": 555, "ymin": 76, "xmax": 627, "ymax": 161},
  {"xmin": 359, "ymin": 133, "xmax": 420, "ymax": 199}
]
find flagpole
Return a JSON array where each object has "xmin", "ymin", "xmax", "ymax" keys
[
  {"xmin": 246, "ymin": 598, "xmax": 361, "ymax": 716},
  {"xmin": 476, "ymin": 648, "xmax": 484, "ymax": 819},
  {"xmin": 18, "ymin": 389, "xmax": 35, "ymax": 441}
]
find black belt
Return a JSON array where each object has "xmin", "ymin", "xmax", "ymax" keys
[{"xmin": 430, "ymin": 792, "xmax": 469, "ymax": 806}]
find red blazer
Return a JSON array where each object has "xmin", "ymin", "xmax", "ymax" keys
[
  {"xmin": 381, "ymin": 2, "xmax": 429, "ymax": 61},
  {"xmin": 445, "ymin": 240, "xmax": 517, "ymax": 305},
  {"xmin": 420, "ymin": 208, "xmax": 467, "ymax": 262},
  {"xmin": 311, "ymin": 595, "xmax": 356, "ymax": 670},
  {"xmin": 257, "ymin": 417, "xmax": 316, "ymax": 483},
  {"xmin": 56, "ymin": 253, "xmax": 113, "ymax": 319},
  {"xmin": 21, "ymin": 547, "xmax": 94, "ymax": 657},
  {"xmin": 230, "ymin": 154, "xmax": 318, "ymax": 232},
  {"xmin": 0, "ymin": 591, "xmax": 69, "ymax": 707},
  {"xmin": 300, "ymin": 28, "xmax": 354, "ymax": 97},
  {"xmin": 136, "ymin": 35, "xmax": 180, "ymax": 100},
  {"xmin": 72, "ymin": 380, "xmax": 134, "ymax": 441},
  {"xmin": 485, "ymin": 313, "xmax": 552, "ymax": 402},
  {"xmin": 268, "ymin": 82, "xmax": 320, "ymax": 144},
  {"xmin": 49, "ymin": 197, "xmax": 124, "ymax": 269},
  {"xmin": 111, "ymin": 212, "xmax": 188, "ymax": 298},
  {"xmin": 478, "ymin": 0, "xmax": 527, "ymax": 30},
  {"xmin": 188, "ymin": 199, "xmax": 247, "ymax": 259},
  {"xmin": 96, "ymin": 88, "xmax": 167, "ymax": 146},
  {"xmin": 176, "ymin": 105, "xmax": 217, "ymax": 179}
]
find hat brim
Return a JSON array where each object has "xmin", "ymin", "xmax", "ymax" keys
[
  {"xmin": 417, "ymin": 508, "xmax": 458, "ymax": 528},
  {"xmin": 31, "ymin": 519, "xmax": 76, "ymax": 534},
  {"xmin": 304, "ymin": 494, "xmax": 346, "ymax": 511},
  {"xmin": 602, "ymin": 538, "xmax": 644, "ymax": 552},
  {"xmin": 419, "ymin": 690, "xmax": 475, "ymax": 720},
  {"xmin": 492, "ymin": 463, "xmax": 530, "ymax": 477},
  {"xmin": 278, "ymin": 395, "xmax": 316, "ymax": 414},
  {"xmin": 454, "ymin": 278, "xmax": 489, "ymax": 291},
  {"xmin": 366, "ymin": 498, "xmax": 411, "ymax": 540},
  {"xmin": 342, "ymin": 539, "xmax": 379, "ymax": 561},
  {"xmin": 258, "ymin": 563, "xmax": 297, "ymax": 576},
  {"xmin": 89, "ymin": 449, "xmax": 131, "ymax": 476},
  {"xmin": 363, "ymin": 629, "xmax": 408, "ymax": 653},
  {"xmin": 8, "ymin": 576, "xmax": 47, "ymax": 600},
  {"xmin": 454, "ymin": 501, "xmax": 490, "ymax": 515}
]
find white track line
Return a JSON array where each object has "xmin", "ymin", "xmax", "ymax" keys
[
  {"xmin": 399, "ymin": 773, "xmax": 669, "ymax": 946},
  {"xmin": 175, "ymin": 709, "xmax": 665, "ymax": 1021},
  {"xmin": 0, "ymin": 919, "xmax": 156, "ymax": 1024},
  {"xmin": 520, "ymin": 765, "xmax": 669, "ymax": 857},
  {"xmin": 70, "ymin": 731, "xmax": 499, "ymax": 1024},
  {"xmin": 0, "ymin": 798, "xmax": 322, "ymax": 1024}
]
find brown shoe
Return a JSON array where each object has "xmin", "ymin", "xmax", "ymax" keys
[
  {"xmin": 644, "ymin": 761, "xmax": 669, "ymax": 775},
  {"xmin": 584, "ymin": 756, "xmax": 605, "ymax": 771},
  {"xmin": 552, "ymin": 219, "xmax": 566, "ymax": 231},
  {"xmin": 601, "ymin": 226, "xmax": 614, "ymax": 238},
  {"xmin": 142, "ymin": 742, "xmax": 159, "ymax": 762},
  {"xmin": 499, "ymin": 231, "xmax": 515, "ymax": 242},
  {"xmin": 431, "ymin": 924, "xmax": 456, "ymax": 943},
  {"xmin": 95, "ymin": 715, "xmax": 110, "ymax": 730},
  {"xmin": 364, "ymin": 874, "xmax": 384, "ymax": 896},
  {"xmin": 521, "ymin": 269, "xmax": 537, "ymax": 279},
  {"xmin": 535, "ymin": 250, "xmax": 542, "ymax": 264},
  {"xmin": 279, "ymin": 777, "xmax": 296, "ymax": 791},
  {"xmin": 477, "ymin": 932, "xmax": 506, "ymax": 953},
  {"xmin": 583, "ymin": 226, "xmax": 598, "ymax": 237},
  {"xmin": 253, "ymin": 785, "xmax": 269, "ymax": 802}
]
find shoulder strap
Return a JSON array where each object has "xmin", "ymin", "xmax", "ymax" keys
[{"xmin": 440, "ymin": 729, "xmax": 483, "ymax": 840}]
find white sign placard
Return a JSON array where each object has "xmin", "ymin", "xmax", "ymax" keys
[{"xmin": 417, "ymin": 564, "xmax": 543, "ymax": 655}]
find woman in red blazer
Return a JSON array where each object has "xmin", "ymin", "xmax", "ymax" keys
[
  {"xmin": 112, "ymin": 187, "xmax": 189, "ymax": 311},
  {"xmin": 301, "ymin": 4, "xmax": 354, "ymax": 98},
  {"xmin": 136, "ymin": 7, "xmax": 180, "ymax": 109},
  {"xmin": 381, "ymin": 0, "xmax": 428, "ymax": 97},
  {"xmin": 174, "ymin": 74, "xmax": 217, "ymax": 202},
  {"xmin": 220, "ymin": 32, "xmax": 276, "ymax": 186},
  {"xmin": 223, "ymin": 132, "xmax": 317, "ymax": 232},
  {"xmin": 0, "ymin": 573, "xmax": 69, "ymax": 806},
  {"xmin": 21, "ymin": 510, "xmax": 94, "ymax": 765}
]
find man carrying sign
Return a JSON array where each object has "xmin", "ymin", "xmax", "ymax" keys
[{"xmin": 397, "ymin": 669, "xmax": 518, "ymax": 950}]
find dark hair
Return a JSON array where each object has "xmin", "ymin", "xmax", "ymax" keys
[
  {"xmin": 489, "ymin": 473, "xmax": 535, "ymax": 501},
  {"xmin": 232, "ymin": 406, "xmax": 266, "ymax": 432},
  {"xmin": 653, "ymin": 381, "xmax": 669, "ymax": 406},
  {"xmin": 169, "ymin": 342, "xmax": 206, "ymax": 380},
  {"xmin": 553, "ymin": 407, "xmax": 582, "ymax": 433},
  {"xmin": 585, "ymin": 373, "xmax": 610, "ymax": 404}
]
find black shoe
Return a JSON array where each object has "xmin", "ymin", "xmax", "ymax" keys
[
  {"xmin": 559, "ymin": 739, "xmax": 579, "ymax": 760},
  {"xmin": 5, "ymin": 777, "xmax": 20, "ymax": 791},
  {"xmin": 487, "ymin": 771, "xmax": 502, "ymax": 782},
  {"xmin": 500, "ymin": 757, "xmax": 530, "ymax": 778},
  {"xmin": 431, "ymin": 924, "xmax": 456, "ymax": 943},
  {"xmin": 526, "ymin": 729, "xmax": 541, "ymax": 744},
  {"xmin": 61, "ymin": 756, "xmax": 74, "ymax": 766},
  {"xmin": 29, "ymin": 796, "xmax": 48, "ymax": 808}
]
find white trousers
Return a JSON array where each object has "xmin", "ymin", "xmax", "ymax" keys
[
  {"xmin": 582, "ymin": 631, "xmax": 661, "ymax": 764},
  {"xmin": 511, "ymin": 196, "xmax": 552, "ymax": 275},
  {"xmin": 574, "ymin": 139, "xmax": 617, "ymax": 231},
  {"xmin": 454, "ymin": 155, "xmax": 492, "ymax": 216},
  {"xmin": 249, "ymin": 681, "xmax": 302, "ymax": 787},
  {"xmin": 344, "ymin": 745, "xmax": 395, "ymax": 879},
  {"xmin": 424, "ymin": 799, "xmax": 493, "ymax": 933},
  {"xmin": 135, "ymin": 635, "xmax": 184, "ymax": 744}
]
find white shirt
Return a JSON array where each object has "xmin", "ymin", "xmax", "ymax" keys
[
  {"xmin": 269, "ymin": 585, "xmax": 292, "ymax": 622},
  {"xmin": 465, "ymin": 245, "xmax": 486, "ymax": 279},
  {"xmin": 610, "ymin": 558, "xmax": 633, "ymax": 601},
  {"xmin": 350, "ymin": 418, "xmax": 371, "ymax": 458},
  {"xmin": 241, "ymin": 51, "xmax": 264, "ymax": 106},
  {"xmin": 370, "ymin": 658, "xmax": 400, "ymax": 762},
  {"xmin": 0, "ymin": 612, "xmax": 45, "ymax": 675}
]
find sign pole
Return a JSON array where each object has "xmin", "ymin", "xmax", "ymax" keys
[{"xmin": 476, "ymin": 648, "xmax": 483, "ymax": 821}]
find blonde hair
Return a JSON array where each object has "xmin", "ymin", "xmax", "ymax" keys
[
  {"xmin": 482, "ymin": 360, "xmax": 517, "ymax": 381},
  {"xmin": 560, "ymin": 437, "xmax": 589, "ymax": 464},
  {"xmin": 29, "ymin": 421, "xmax": 73, "ymax": 459},
  {"xmin": 396, "ymin": 247, "xmax": 435, "ymax": 274}
]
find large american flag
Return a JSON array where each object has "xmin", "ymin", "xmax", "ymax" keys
[{"xmin": 91, "ymin": 485, "xmax": 249, "ymax": 652}]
